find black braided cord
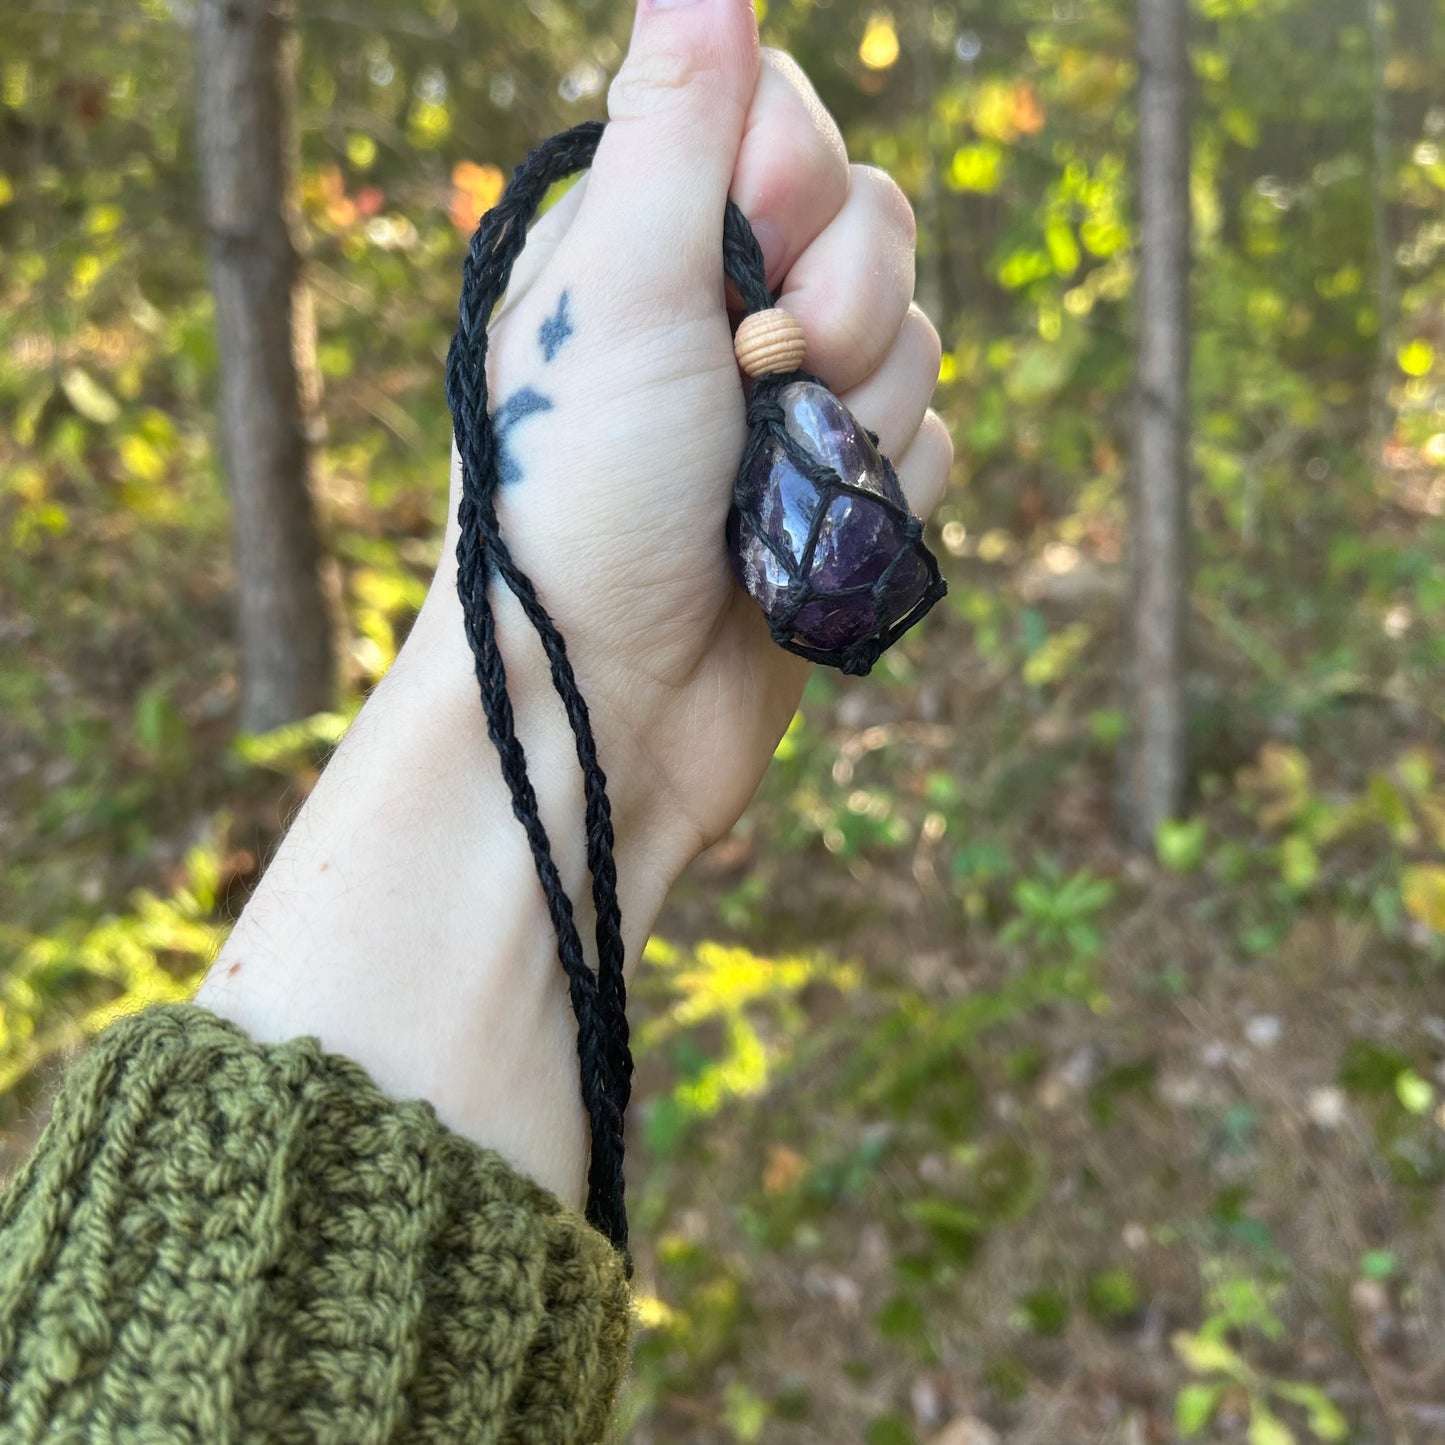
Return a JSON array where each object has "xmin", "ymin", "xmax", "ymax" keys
[{"xmin": 445, "ymin": 120, "xmax": 944, "ymax": 1260}]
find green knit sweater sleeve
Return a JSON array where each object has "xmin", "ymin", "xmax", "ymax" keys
[{"xmin": 0, "ymin": 1004, "xmax": 631, "ymax": 1444}]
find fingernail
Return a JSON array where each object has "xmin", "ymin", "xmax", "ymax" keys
[{"xmin": 648, "ymin": 0, "xmax": 706, "ymax": 10}]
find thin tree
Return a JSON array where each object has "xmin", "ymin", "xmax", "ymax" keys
[
  {"xmin": 1365, "ymin": 0, "xmax": 1395, "ymax": 456},
  {"xmin": 1124, "ymin": 0, "xmax": 1192, "ymax": 846},
  {"xmin": 196, "ymin": 0, "xmax": 337, "ymax": 733}
]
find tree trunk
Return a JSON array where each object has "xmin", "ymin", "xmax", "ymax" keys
[
  {"xmin": 196, "ymin": 0, "xmax": 336, "ymax": 734},
  {"xmin": 1123, "ymin": 0, "xmax": 1192, "ymax": 847},
  {"xmin": 1365, "ymin": 0, "xmax": 1395, "ymax": 456}
]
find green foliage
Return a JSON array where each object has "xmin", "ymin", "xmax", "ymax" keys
[
  {"xmin": 1087, "ymin": 1267, "xmax": 1142, "ymax": 1324},
  {"xmin": 1158, "ymin": 816, "xmax": 1210, "ymax": 872},
  {"xmin": 864, "ymin": 1413, "xmax": 917, "ymax": 1445},
  {"xmin": 635, "ymin": 939, "xmax": 857, "ymax": 1158},
  {"xmin": 0, "ymin": 832, "xmax": 227, "ymax": 1094},
  {"xmin": 1173, "ymin": 1263, "xmax": 1349, "ymax": 1443},
  {"xmin": 1017, "ymin": 1285, "xmax": 1069, "ymax": 1337},
  {"xmin": 1001, "ymin": 860, "xmax": 1115, "ymax": 964}
]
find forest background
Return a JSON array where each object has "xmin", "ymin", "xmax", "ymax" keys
[{"xmin": 2, "ymin": 0, "xmax": 1444, "ymax": 1439}]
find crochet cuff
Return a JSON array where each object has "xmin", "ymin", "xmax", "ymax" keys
[{"xmin": 0, "ymin": 1004, "xmax": 630, "ymax": 1444}]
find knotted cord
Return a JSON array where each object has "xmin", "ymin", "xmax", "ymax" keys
[{"xmin": 445, "ymin": 120, "xmax": 943, "ymax": 1261}]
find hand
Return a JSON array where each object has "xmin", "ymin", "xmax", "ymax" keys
[
  {"xmin": 199, "ymin": 0, "xmax": 949, "ymax": 1209},
  {"xmin": 411, "ymin": 0, "xmax": 952, "ymax": 871}
]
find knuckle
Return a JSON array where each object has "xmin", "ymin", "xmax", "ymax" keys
[
  {"xmin": 908, "ymin": 306, "xmax": 943, "ymax": 383},
  {"xmin": 852, "ymin": 164, "xmax": 917, "ymax": 246},
  {"xmin": 607, "ymin": 53, "xmax": 691, "ymax": 117},
  {"xmin": 747, "ymin": 125, "xmax": 847, "ymax": 221},
  {"xmin": 817, "ymin": 291, "xmax": 880, "ymax": 383},
  {"xmin": 933, "ymin": 413, "xmax": 955, "ymax": 471},
  {"xmin": 761, "ymin": 46, "xmax": 804, "ymax": 81},
  {"xmin": 608, "ymin": 49, "xmax": 720, "ymax": 117}
]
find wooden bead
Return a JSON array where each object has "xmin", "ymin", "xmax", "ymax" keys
[{"xmin": 734, "ymin": 308, "xmax": 807, "ymax": 378}]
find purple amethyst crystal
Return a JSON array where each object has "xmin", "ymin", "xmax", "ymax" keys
[{"xmin": 728, "ymin": 379, "xmax": 934, "ymax": 659}]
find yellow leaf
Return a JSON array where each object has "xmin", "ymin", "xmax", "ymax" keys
[
  {"xmin": 408, "ymin": 98, "xmax": 450, "ymax": 147},
  {"xmin": 1398, "ymin": 339, "xmax": 1434, "ymax": 377},
  {"xmin": 859, "ymin": 14, "xmax": 900, "ymax": 70},
  {"xmin": 86, "ymin": 203, "xmax": 123, "ymax": 236},
  {"xmin": 633, "ymin": 1293, "xmax": 681, "ymax": 1330},
  {"xmin": 974, "ymin": 79, "xmax": 1018, "ymax": 140},
  {"xmin": 346, "ymin": 133, "xmax": 377, "ymax": 169},
  {"xmin": 119, "ymin": 432, "xmax": 165, "ymax": 483},
  {"xmin": 1402, "ymin": 865, "xmax": 1445, "ymax": 932},
  {"xmin": 1172, "ymin": 1330, "xmax": 1245, "ymax": 1377},
  {"xmin": 1248, "ymin": 1408, "xmax": 1296, "ymax": 1445},
  {"xmin": 948, "ymin": 142, "xmax": 1003, "ymax": 194}
]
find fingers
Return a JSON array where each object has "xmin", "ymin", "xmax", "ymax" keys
[
  {"xmin": 838, "ymin": 304, "xmax": 942, "ymax": 460},
  {"xmin": 726, "ymin": 58, "xmax": 945, "ymax": 513},
  {"xmin": 729, "ymin": 50, "xmax": 849, "ymax": 290},
  {"xmin": 578, "ymin": 0, "xmax": 761, "ymax": 299},
  {"xmin": 777, "ymin": 165, "xmax": 917, "ymax": 392},
  {"xmin": 893, "ymin": 409, "xmax": 953, "ymax": 518}
]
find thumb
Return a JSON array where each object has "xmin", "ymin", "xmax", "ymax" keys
[{"xmin": 579, "ymin": 0, "xmax": 761, "ymax": 296}]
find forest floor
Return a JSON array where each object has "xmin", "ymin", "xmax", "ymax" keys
[
  {"xmin": 614, "ymin": 556, "xmax": 1445, "ymax": 1445},
  {"xmin": 3, "ymin": 494, "xmax": 1444, "ymax": 1445}
]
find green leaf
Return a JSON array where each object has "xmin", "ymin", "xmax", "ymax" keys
[
  {"xmin": 1173, "ymin": 1330, "xmax": 1246, "ymax": 1377},
  {"xmin": 1088, "ymin": 708, "xmax": 1127, "ymax": 744},
  {"xmin": 1358, "ymin": 1249, "xmax": 1396, "ymax": 1279},
  {"xmin": 1279, "ymin": 835, "xmax": 1319, "ymax": 891},
  {"xmin": 1274, "ymin": 1382, "xmax": 1348, "ymax": 1441},
  {"xmin": 1176, "ymin": 1382, "xmax": 1223, "ymax": 1436},
  {"xmin": 1003, "ymin": 333, "xmax": 1083, "ymax": 402},
  {"xmin": 947, "ymin": 142, "xmax": 1003, "ymax": 194},
  {"xmin": 723, "ymin": 1382, "xmax": 770, "ymax": 1443},
  {"xmin": 1158, "ymin": 817, "xmax": 1209, "ymax": 872},
  {"xmin": 1087, "ymin": 1267, "xmax": 1141, "ymax": 1322},
  {"xmin": 59, "ymin": 367, "xmax": 120, "ymax": 426},
  {"xmin": 132, "ymin": 683, "xmax": 188, "ymax": 769},
  {"xmin": 875, "ymin": 1294, "xmax": 927, "ymax": 1341},
  {"xmin": 1247, "ymin": 1405, "xmax": 1296, "ymax": 1445},
  {"xmin": 864, "ymin": 1413, "xmax": 917, "ymax": 1445},
  {"xmin": 1045, "ymin": 217, "xmax": 1081, "ymax": 275},
  {"xmin": 235, "ymin": 712, "xmax": 351, "ymax": 770},
  {"xmin": 1394, "ymin": 1069, "xmax": 1434, "ymax": 1116}
]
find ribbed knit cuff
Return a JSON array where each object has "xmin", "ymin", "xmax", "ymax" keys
[{"xmin": 0, "ymin": 1004, "xmax": 631, "ymax": 1444}]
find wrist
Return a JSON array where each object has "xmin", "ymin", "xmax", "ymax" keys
[
  {"xmin": 406, "ymin": 555, "xmax": 701, "ymax": 899},
  {"xmin": 200, "ymin": 589, "xmax": 678, "ymax": 1208}
]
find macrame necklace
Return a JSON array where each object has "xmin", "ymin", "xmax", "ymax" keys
[{"xmin": 445, "ymin": 120, "xmax": 945, "ymax": 1265}]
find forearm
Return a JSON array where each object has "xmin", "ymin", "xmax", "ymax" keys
[{"xmin": 197, "ymin": 583, "xmax": 681, "ymax": 1208}]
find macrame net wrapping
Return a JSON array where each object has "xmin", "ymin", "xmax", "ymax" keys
[
  {"xmin": 732, "ymin": 370, "xmax": 948, "ymax": 676},
  {"xmin": 719, "ymin": 202, "xmax": 947, "ymax": 676},
  {"xmin": 446, "ymin": 121, "xmax": 945, "ymax": 1261}
]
